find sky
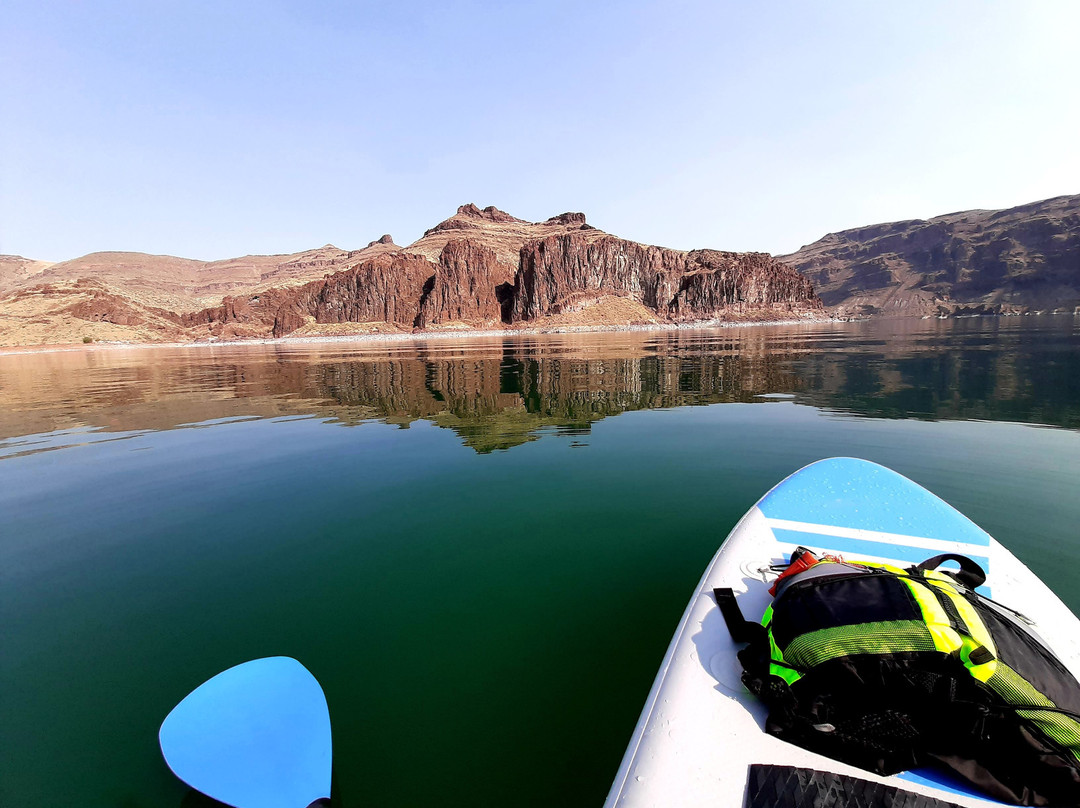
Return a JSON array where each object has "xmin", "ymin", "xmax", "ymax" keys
[{"xmin": 3, "ymin": 0, "xmax": 1079, "ymax": 263}]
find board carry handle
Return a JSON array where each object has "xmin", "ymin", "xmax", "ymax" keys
[
  {"xmin": 912, "ymin": 553, "xmax": 986, "ymax": 590},
  {"xmin": 714, "ymin": 588, "xmax": 764, "ymax": 644}
]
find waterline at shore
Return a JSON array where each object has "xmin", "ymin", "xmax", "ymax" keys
[{"xmin": 0, "ymin": 315, "xmax": 844, "ymax": 356}]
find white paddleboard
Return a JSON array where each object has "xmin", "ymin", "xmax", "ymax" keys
[{"xmin": 605, "ymin": 457, "xmax": 1080, "ymax": 808}]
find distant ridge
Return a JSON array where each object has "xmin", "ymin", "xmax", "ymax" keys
[
  {"xmin": 0, "ymin": 255, "xmax": 55, "ymax": 294},
  {"xmin": 8, "ymin": 194, "xmax": 1076, "ymax": 348},
  {"xmin": 779, "ymin": 194, "xmax": 1080, "ymax": 318}
]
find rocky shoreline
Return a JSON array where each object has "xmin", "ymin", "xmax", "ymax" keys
[{"xmin": 0, "ymin": 313, "xmax": 843, "ymax": 356}]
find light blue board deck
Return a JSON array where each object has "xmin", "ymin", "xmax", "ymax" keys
[
  {"xmin": 758, "ymin": 457, "xmax": 1001, "ymax": 803},
  {"xmin": 759, "ymin": 457, "xmax": 991, "ymax": 546},
  {"xmin": 761, "ymin": 457, "xmax": 992, "ymax": 595},
  {"xmin": 159, "ymin": 656, "xmax": 331, "ymax": 808}
]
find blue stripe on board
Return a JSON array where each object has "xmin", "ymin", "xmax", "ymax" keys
[
  {"xmin": 897, "ymin": 769, "xmax": 1002, "ymax": 803},
  {"xmin": 771, "ymin": 528, "xmax": 991, "ymax": 571},
  {"xmin": 758, "ymin": 458, "xmax": 991, "ymax": 546}
]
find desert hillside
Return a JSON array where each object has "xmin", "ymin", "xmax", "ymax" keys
[
  {"xmin": 1, "ymin": 205, "xmax": 822, "ymax": 346},
  {"xmin": 7, "ymin": 194, "xmax": 1078, "ymax": 348},
  {"xmin": 780, "ymin": 194, "xmax": 1080, "ymax": 317},
  {"xmin": 0, "ymin": 255, "xmax": 55, "ymax": 294}
]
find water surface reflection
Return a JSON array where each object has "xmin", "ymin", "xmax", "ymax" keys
[{"xmin": 1, "ymin": 317, "xmax": 1078, "ymax": 454}]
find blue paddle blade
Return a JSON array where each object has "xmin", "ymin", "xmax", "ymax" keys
[{"xmin": 159, "ymin": 657, "xmax": 331, "ymax": 808}]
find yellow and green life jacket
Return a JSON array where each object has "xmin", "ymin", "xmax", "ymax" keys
[{"xmin": 722, "ymin": 549, "xmax": 1080, "ymax": 806}]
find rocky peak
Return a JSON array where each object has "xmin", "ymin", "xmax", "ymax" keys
[
  {"xmin": 368, "ymin": 234, "xmax": 395, "ymax": 247},
  {"xmin": 544, "ymin": 212, "xmax": 587, "ymax": 227},
  {"xmin": 424, "ymin": 204, "xmax": 524, "ymax": 238},
  {"xmin": 455, "ymin": 203, "xmax": 524, "ymax": 223}
]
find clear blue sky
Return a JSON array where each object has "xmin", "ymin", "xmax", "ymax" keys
[{"xmin": 3, "ymin": 0, "xmax": 1078, "ymax": 262}]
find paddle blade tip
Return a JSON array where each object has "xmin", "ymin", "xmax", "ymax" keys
[{"xmin": 160, "ymin": 657, "xmax": 331, "ymax": 808}]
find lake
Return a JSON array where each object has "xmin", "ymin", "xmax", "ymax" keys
[{"xmin": 2, "ymin": 316, "xmax": 1079, "ymax": 807}]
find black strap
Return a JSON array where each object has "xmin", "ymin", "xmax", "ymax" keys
[
  {"xmin": 713, "ymin": 588, "xmax": 764, "ymax": 644},
  {"xmin": 912, "ymin": 553, "xmax": 986, "ymax": 590}
]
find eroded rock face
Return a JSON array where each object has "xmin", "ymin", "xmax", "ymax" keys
[
  {"xmin": 512, "ymin": 234, "xmax": 820, "ymax": 322},
  {"xmin": 183, "ymin": 205, "xmax": 822, "ymax": 339},
  {"xmin": 186, "ymin": 243, "xmax": 509, "ymax": 337},
  {"xmin": 65, "ymin": 289, "xmax": 177, "ymax": 327},
  {"xmin": 669, "ymin": 250, "xmax": 820, "ymax": 320},
  {"xmin": 416, "ymin": 241, "xmax": 506, "ymax": 328},
  {"xmin": 186, "ymin": 253, "xmax": 435, "ymax": 337},
  {"xmin": 300, "ymin": 253, "xmax": 433, "ymax": 331},
  {"xmin": 513, "ymin": 235, "xmax": 680, "ymax": 319}
]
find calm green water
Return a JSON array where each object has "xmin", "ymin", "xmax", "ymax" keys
[{"xmin": 2, "ymin": 317, "xmax": 1079, "ymax": 807}]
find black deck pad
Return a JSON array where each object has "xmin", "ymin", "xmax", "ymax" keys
[{"xmin": 746, "ymin": 764, "xmax": 965, "ymax": 808}]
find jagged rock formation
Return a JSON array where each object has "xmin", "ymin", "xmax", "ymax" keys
[
  {"xmin": 184, "ymin": 205, "xmax": 821, "ymax": 340},
  {"xmin": 513, "ymin": 236, "xmax": 816, "ymax": 322},
  {"xmin": 7, "ymin": 195, "xmax": 1079, "ymax": 346},
  {"xmin": 2, "ymin": 202, "xmax": 822, "ymax": 346},
  {"xmin": 183, "ymin": 251, "xmax": 435, "ymax": 338},
  {"xmin": 780, "ymin": 194, "xmax": 1080, "ymax": 317},
  {"xmin": 416, "ymin": 241, "xmax": 508, "ymax": 328},
  {"xmin": 405, "ymin": 204, "xmax": 600, "ymax": 272}
]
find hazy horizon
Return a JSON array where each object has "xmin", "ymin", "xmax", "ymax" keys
[
  {"xmin": 5, "ymin": 191, "xmax": 1080, "ymax": 266},
  {"xmin": 4, "ymin": 1, "xmax": 1079, "ymax": 263}
]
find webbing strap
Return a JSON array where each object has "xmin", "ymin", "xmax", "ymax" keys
[
  {"xmin": 714, "ymin": 588, "xmax": 764, "ymax": 644},
  {"xmin": 927, "ymin": 581, "xmax": 969, "ymax": 636}
]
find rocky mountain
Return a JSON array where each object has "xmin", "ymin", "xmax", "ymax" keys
[
  {"xmin": 0, "ymin": 203, "xmax": 825, "ymax": 346},
  {"xmin": 185, "ymin": 205, "xmax": 820, "ymax": 341},
  {"xmin": 0, "ymin": 240, "xmax": 416, "ymax": 346},
  {"xmin": 780, "ymin": 194, "xmax": 1080, "ymax": 317},
  {"xmin": 6, "ymin": 194, "xmax": 1079, "ymax": 347}
]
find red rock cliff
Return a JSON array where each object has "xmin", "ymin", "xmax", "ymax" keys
[
  {"xmin": 185, "ymin": 252, "xmax": 434, "ymax": 337},
  {"xmin": 512, "ymin": 234, "xmax": 820, "ymax": 322},
  {"xmin": 416, "ymin": 241, "xmax": 508, "ymax": 328},
  {"xmin": 183, "ymin": 205, "xmax": 822, "ymax": 339}
]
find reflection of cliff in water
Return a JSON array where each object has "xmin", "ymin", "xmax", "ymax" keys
[
  {"xmin": 299, "ymin": 350, "xmax": 800, "ymax": 451},
  {"xmin": 0, "ymin": 320, "xmax": 1077, "ymax": 453},
  {"xmin": 0, "ymin": 333, "xmax": 805, "ymax": 453},
  {"xmin": 790, "ymin": 334, "xmax": 1080, "ymax": 428}
]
